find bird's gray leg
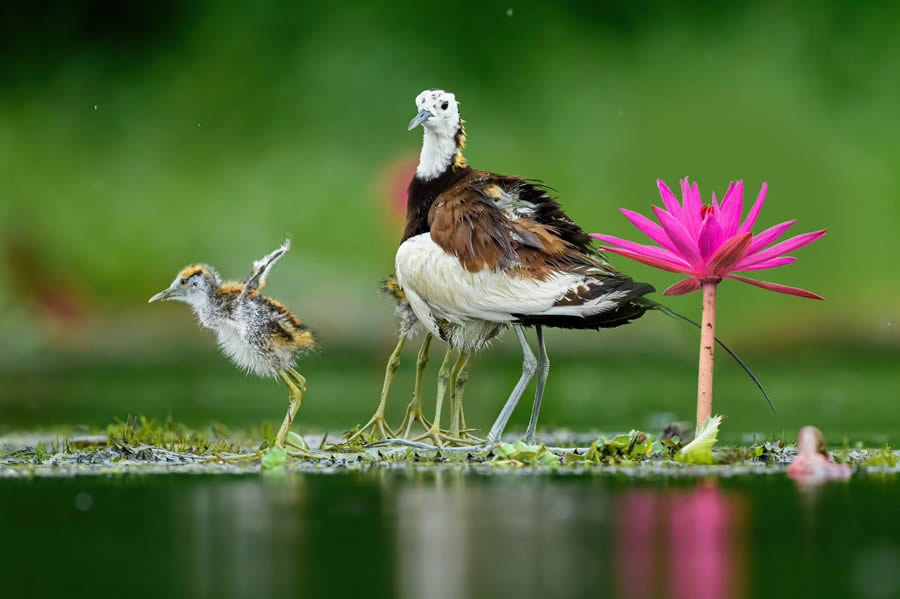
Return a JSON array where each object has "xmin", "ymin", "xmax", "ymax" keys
[
  {"xmin": 486, "ymin": 326, "xmax": 536, "ymax": 444},
  {"xmin": 524, "ymin": 325, "xmax": 549, "ymax": 446}
]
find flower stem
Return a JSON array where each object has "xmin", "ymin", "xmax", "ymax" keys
[{"xmin": 697, "ymin": 281, "xmax": 718, "ymax": 427}]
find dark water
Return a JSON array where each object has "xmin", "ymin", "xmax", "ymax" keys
[{"xmin": 2, "ymin": 471, "xmax": 899, "ymax": 599}]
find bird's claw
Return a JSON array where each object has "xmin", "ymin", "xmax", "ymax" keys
[{"xmin": 346, "ymin": 414, "xmax": 396, "ymax": 443}]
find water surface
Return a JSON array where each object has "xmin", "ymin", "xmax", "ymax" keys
[{"xmin": 3, "ymin": 471, "xmax": 898, "ymax": 598}]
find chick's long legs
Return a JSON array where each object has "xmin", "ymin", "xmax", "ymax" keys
[
  {"xmin": 347, "ymin": 335, "xmax": 404, "ymax": 442},
  {"xmin": 452, "ymin": 359, "xmax": 484, "ymax": 443},
  {"xmin": 397, "ymin": 334, "xmax": 434, "ymax": 438},
  {"xmin": 275, "ymin": 369, "xmax": 306, "ymax": 449},
  {"xmin": 368, "ymin": 325, "xmax": 535, "ymax": 453},
  {"xmin": 414, "ymin": 346, "xmax": 455, "ymax": 447},
  {"xmin": 447, "ymin": 353, "xmax": 482, "ymax": 445},
  {"xmin": 209, "ymin": 370, "xmax": 306, "ymax": 463}
]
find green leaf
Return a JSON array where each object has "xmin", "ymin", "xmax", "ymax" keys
[
  {"xmin": 628, "ymin": 431, "xmax": 654, "ymax": 458},
  {"xmin": 495, "ymin": 442, "xmax": 518, "ymax": 458},
  {"xmin": 492, "ymin": 441, "xmax": 558, "ymax": 467},
  {"xmin": 261, "ymin": 446, "xmax": 287, "ymax": 469},
  {"xmin": 676, "ymin": 415, "xmax": 722, "ymax": 465},
  {"xmin": 286, "ymin": 432, "xmax": 310, "ymax": 451},
  {"xmin": 537, "ymin": 450, "xmax": 561, "ymax": 466}
]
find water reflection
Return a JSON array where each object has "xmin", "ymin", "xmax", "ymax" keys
[
  {"xmin": 174, "ymin": 477, "xmax": 308, "ymax": 597},
  {"xmin": 393, "ymin": 471, "xmax": 611, "ymax": 599},
  {"xmin": 4, "ymin": 473, "xmax": 900, "ymax": 598},
  {"xmin": 170, "ymin": 473, "xmax": 747, "ymax": 599},
  {"xmin": 390, "ymin": 474, "xmax": 747, "ymax": 599},
  {"xmin": 616, "ymin": 482, "xmax": 746, "ymax": 599}
]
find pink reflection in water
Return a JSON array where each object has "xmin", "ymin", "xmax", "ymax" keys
[{"xmin": 616, "ymin": 483, "xmax": 745, "ymax": 599}]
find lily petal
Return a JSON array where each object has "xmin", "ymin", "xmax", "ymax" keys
[
  {"xmin": 599, "ymin": 246, "xmax": 693, "ymax": 274},
  {"xmin": 718, "ymin": 180, "xmax": 744, "ymax": 235},
  {"xmin": 738, "ymin": 182, "xmax": 768, "ymax": 234},
  {"xmin": 707, "ymin": 232, "xmax": 753, "ymax": 275},
  {"xmin": 718, "ymin": 182, "xmax": 737, "ymax": 208},
  {"xmin": 680, "ymin": 178, "xmax": 701, "ymax": 237},
  {"xmin": 739, "ymin": 230, "xmax": 827, "ymax": 269},
  {"xmin": 620, "ymin": 208, "xmax": 679, "ymax": 253},
  {"xmin": 664, "ymin": 278, "xmax": 702, "ymax": 296},
  {"xmin": 727, "ymin": 275, "xmax": 824, "ymax": 300},
  {"xmin": 657, "ymin": 179, "xmax": 683, "ymax": 221},
  {"xmin": 697, "ymin": 213, "xmax": 725, "ymax": 260},
  {"xmin": 746, "ymin": 220, "xmax": 796, "ymax": 255},
  {"xmin": 589, "ymin": 234, "xmax": 692, "ymax": 267},
  {"xmin": 734, "ymin": 256, "xmax": 797, "ymax": 271},
  {"xmin": 652, "ymin": 205, "xmax": 704, "ymax": 268}
]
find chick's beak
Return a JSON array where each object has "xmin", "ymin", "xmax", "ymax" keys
[
  {"xmin": 408, "ymin": 109, "xmax": 433, "ymax": 130},
  {"xmin": 148, "ymin": 288, "xmax": 174, "ymax": 303}
]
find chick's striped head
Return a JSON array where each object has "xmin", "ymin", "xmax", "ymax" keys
[{"xmin": 148, "ymin": 264, "xmax": 221, "ymax": 306}]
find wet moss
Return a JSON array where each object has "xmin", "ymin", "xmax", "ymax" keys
[{"xmin": 2, "ymin": 417, "xmax": 899, "ymax": 477}]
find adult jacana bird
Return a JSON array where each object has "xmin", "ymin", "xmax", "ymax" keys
[
  {"xmin": 396, "ymin": 89, "xmax": 655, "ymax": 446},
  {"xmin": 149, "ymin": 240, "xmax": 316, "ymax": 449}
]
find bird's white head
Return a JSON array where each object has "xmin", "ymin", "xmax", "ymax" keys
[
  {"xmin": 408, "ymin": 89, "xmax": 461, "ymax": 136},
  {"xmin": 148, "ymin": 265, "xmax": 220, "ymax": 307},
  {"xmin": 409, "ymin": 89, "xmax": 467, "ymax": 180}
]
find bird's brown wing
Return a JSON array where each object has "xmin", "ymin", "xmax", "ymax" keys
[
  {"xmin": 427, "ymin": 176, "xmax": 606, "ymax": 279},
  {"xmin": 469, "ymin": 172, "xmax": 596, "ymax": 255}
]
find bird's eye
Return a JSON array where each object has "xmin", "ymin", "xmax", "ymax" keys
[
  {"xmin": 441, "ymin": 101, "xmax": 449, "ymax": 111},
  {"xmin": 180, "ymin": 278, "xmax": 187, "ymax": 285}
]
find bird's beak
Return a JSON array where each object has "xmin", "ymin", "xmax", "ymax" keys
[
  {"xmin": 148, "ymin": 288, "xmax": 174, "ymax": 303},
  {"xmin": 408, "ymin": 109, "xmax": 433, "ymax": 130}
]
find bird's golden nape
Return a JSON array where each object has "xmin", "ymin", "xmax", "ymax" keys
[{"xmin": 148, "ymin": 240, "xmax": 315, "ymax": 452}]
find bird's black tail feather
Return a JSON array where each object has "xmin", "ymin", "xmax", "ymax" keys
[{"xmin": 641, "ymin": 299, "xmax": 776, "ymax": 415}]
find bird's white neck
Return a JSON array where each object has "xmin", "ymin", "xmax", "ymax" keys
[
  {"xmin": 187, "ymin": 289, "xmax": 224, "ymax": 330},
  {"xmin": 416, "ymin": 127, "xmax": 458, "ymax": 181}
]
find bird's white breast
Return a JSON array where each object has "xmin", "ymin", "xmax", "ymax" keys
[
  {"xmin": 215, "ymin": 319, "xmax": 277, "ymax": 377},
  {"xmin": 395, "ymin": 233, "xmax": 630, "ymax": 330}
]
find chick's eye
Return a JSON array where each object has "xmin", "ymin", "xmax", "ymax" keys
[{"xmin": 441, "ymin": 101, "xmax": 449, "ymax": 111}]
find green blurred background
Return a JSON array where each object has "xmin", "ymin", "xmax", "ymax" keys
[{"xmin": 1, "ymin": 0, "xmax": 898, "ymax": 440}]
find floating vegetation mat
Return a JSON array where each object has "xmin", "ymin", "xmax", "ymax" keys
[{"xmin": 2, "ymin": 417, "xmax": 898, "ymax": 478}]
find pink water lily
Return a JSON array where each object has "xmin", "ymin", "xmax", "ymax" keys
[
  {"xmin": 591, "ymin": 178, "xmax": 826, "ymax": 299},
  {"xmin": 591, "ymin": 178, "xmax": 826, "ymax": 428}
]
